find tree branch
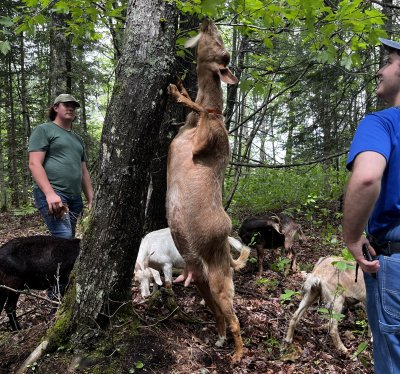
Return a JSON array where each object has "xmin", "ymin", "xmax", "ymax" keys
[
  {"xmin": 0, "ymin": 285, "xmax": 58, "ymax": 305},
  {"xmin": 229, "ymin": 150, "xmax": 349, "ymax": 169}
]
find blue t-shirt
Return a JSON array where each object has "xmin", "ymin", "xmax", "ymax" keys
[{"xmin": 347, "ymin": 107, "xmax": 400, "ymax": 239}]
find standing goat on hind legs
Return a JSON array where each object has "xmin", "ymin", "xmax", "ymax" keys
[{"xmin": 166, "ymin": 19, "xmax": 249, "ymax": 363}]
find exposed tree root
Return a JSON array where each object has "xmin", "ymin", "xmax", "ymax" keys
[{"xmin": 15, "ymin": 339, "xmax": 49, "ymax": 374}]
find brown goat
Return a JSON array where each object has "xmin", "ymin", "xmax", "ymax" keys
[
  {"xmin": 239, "ymin": 214, "xmax": 305, "ymax": 276},
  {"xmin": 166, "ymin": 19, "xmax": 249, "ymax": 362},
  {"xmin": 285, "ymin": 256, "xmax": 366, "ymax": 354}
]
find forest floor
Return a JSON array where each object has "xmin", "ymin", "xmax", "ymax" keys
[{"xmin": 0, "ymin": 207, "xmax": 373, "ymax": 374}]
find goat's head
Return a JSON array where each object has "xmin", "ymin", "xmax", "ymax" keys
[
  {"xmin": 185, "ymin": 18, "xmax": 238, "ymax": 85},
  {"xmin": 134, "ymin": 262, "xmax": 162, "ymax": 298}
]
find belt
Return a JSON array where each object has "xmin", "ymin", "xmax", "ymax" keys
[{"xmin": 367, "ymin": 235, "xmax": 400, "ymax": 256}]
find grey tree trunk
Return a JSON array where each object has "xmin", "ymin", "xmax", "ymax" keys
[
  {"xmin": 19, "ymin": 33, "xmax": 31, "ymax": 205},
  {"xmin": 49, "ymin": 12, "xmax": 71, "ymax": 98},
  {"xmin": 47, "ymin": 0, "xmax": 178, "ymax": 348},
  {"xmin": 6, "ymin": 54, "xmax": 19, "ymax": 207}
]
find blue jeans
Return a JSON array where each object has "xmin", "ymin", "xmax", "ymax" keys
[
  {"xmin": 33, "ymin": 188, "xmax": 83, "ymax": 239},
  {"xmin": 364, "ymin": 253, "xmax": 400, "ymax": 373}
]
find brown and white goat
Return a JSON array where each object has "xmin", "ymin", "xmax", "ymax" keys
[
  {"xmin": 166, "ymin": 19, "xmax": 249, "ymax": 362},
  {"xmin": 284, "ymin": 256, "xmax": 366, "ymax": 354},
  {"xmin": 239, "ymin": 214, "xmax": 304, "ymax": 276}
]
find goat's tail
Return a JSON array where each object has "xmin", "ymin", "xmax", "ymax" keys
[
  {"xmin": 228, "ymin": 237, "xmax": 250, "ymax": 271},
  {"xmin": 303, "ymin": 274, "xmax": 322, "ymax": 298}
]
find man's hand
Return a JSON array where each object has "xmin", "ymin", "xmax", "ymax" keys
[
  {"xmin": 347, "ymin": 239, "xmax": 379, "ymax": 275},
  {"xmin": 46, "ymin": 192, "xmax": 64, "ymax": 216}
]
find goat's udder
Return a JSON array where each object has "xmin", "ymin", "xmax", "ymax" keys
[{"xmin": 174, "ymin": 271, "xmax": 194, "ymax": 287}]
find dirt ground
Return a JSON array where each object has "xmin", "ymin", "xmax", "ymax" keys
[{"xmin": 0, "ymin": 210, "xmax": 373, "ymax": 374}]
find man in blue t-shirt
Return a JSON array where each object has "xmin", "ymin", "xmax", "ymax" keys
[{"xmin": 343, "ymin": 38, "xmax": 400, "ymax": 373}]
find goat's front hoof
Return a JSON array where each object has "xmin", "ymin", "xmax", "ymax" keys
[
  {"xmin": 337, "ymin": 346, "xmax": 349, "ymax": 356},
  {"xmin": 168, "ymin": 84, "xmax": 179, "ymax": 98}
]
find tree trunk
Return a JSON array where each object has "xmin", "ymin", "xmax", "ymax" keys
[
  {"xmin": 49, "ymin": 12, "xmax": 71, "ymax": 97},
  {"xmin": 6, "ymin": 54, "xmax": 19, "ymax": 207},
  {"xmin": 19, "ymin": 33, "xmax": 31, "ymax": 205},
  {"xmin": 47, "ymin": 0, "xmax": 178, "ymax": 349}
]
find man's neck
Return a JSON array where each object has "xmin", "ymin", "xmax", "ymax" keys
[{"xmin": 53, "ymin": 118, "xmax": 72, "ymax": 131}]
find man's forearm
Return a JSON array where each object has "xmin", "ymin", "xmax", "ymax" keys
[{"xmin": 343, "ymin": 176, "xmax": 380, "ymax": 244}]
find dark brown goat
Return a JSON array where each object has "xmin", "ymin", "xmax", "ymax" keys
[
  {"xmin": 166, "ymin": 19, "xmax": 249, "ymax": 362},
  {"xmin": 0, "ymin": 235, "xmax": 79, "ymax": 330},
  {"xmin": 239, "ymin": 214, "xmax": 305, "ymax": 276}
]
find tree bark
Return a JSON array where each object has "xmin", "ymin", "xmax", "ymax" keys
[
  {"xmin": 6, "ymin": 54, "xmax": 19, "ymax": 207},
  {"xmin": 49, "ymin": 12, "xmax": 71, "ymax": 98},
  {"xmin": 47, "ymin": 0, "xmax": 178, "ymax": 349}
]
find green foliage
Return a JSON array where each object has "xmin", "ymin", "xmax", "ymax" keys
[
  {"xmin": 26, "ymin": 361, "xmax": 38, "ymax": 371},
  {"xmin": 280, "ymin": 289, "xmax": 300, "ymax": 304},
  {"xmin": 256, "ymin": 277, "xmax": 279, "ymax": 291},
  {"xmin": 355, "ymin": 319, "xmax": 369, "ymax": 335},
  {"xmin": 352, "ymin": 340, "xmax": 370, "ymax": 368},
  {"xmin": 226, "ymin": 163, "xmax": 347, "ymax": 214},
  {"xmin": 317, "ymin": 307, "xmax": 345, "ymax": 322},
  {"xmin": 129, "ymin": 361, "xmax": 144, "ymax": 372},
  {"xmin": 2, "ymin": 0, "xmax": 126, "ymax": 49},
  {"xmin": 271, "ymin": 257, "xmax": 290, "ymax": 274},
  {"xmin": 340, "ymin": 248, "xmax": 355, "ymax": 261},
  {"xmin": 248, "ymin": 256, "xmax": 257, "ymax": 264},
  {"xmin": 170, "ymin": 0, "xmax": 386, "ymax": 69},
  {"xmin": 332, "ymin": 258, "xmax": 355, "ymax": 272},
  {"xmin": 249, "ymin": 231, "xmax": 260, "ymax": 246},
  {"xmin": 11, "ymin": 204, "xmax": 37, "ymax": 216},
  {"xmin": 264, "ymin": 336, "xmax": 280, "ymax": 354}
]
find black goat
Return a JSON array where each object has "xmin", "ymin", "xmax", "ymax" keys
[
  {"xmin": 238, "ymin": 214, "xmax": 304, "ymax": 276},
  {"xmin": 0, "ymin": 235, "xmax": 80, "ymax": 330}
]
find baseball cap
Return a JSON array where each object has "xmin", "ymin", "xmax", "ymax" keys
[
  {"xmin": 53, "ymin": 94, "xmax": 80, "ymax": 108},
  {"xmin": 379, "ymin": 37, "xmax": 400, "ymax": 52}
]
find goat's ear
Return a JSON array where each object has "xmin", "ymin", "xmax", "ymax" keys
[
  {"xmin": 271, "ymin": 222, "xmax": 282, "ymax": 233},
  {"xmin": 185, "ymin": 33, "xmax": 201, "ymax": 48},
  {"xmin": 218, "ymin": 67, "xmax": 238, "ymax": 85},
  {"xmin": 143, "ymin": 255, "xmax": 150, "ymax": 268},
  {"xmin": 150, "ymin": 268, "xmax": 162, "ymax": 286}
]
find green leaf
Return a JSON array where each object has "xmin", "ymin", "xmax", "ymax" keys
[
  {"xmin": 0, "ymin": 41, "xmax": 11, "ymax": 56},
  {"xmin": 0, "ymin": 17, "xmax": 14, "ymax": 27},
  {"xmin": 136, "ymin": 361, "xmax": 144, "ymax": 369},
  {"xmin": 201, "ymin": 0, "xmax": 222, "ymax": 15},
  {"xmin": 263, "ymin": 37, "xmax": 273, "ymax": 49}
]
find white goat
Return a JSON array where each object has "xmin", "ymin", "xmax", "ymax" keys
[
  {"xmin": 134, "ymin": 228, "xmax": 184, "ymax": 298},
  {"xmin": 284, "ymin": 256, "xmax": 366, "ymax": 354},
  {"xmin": 134, "ymin": 228, "xmax": 247, "ymax": 298}
]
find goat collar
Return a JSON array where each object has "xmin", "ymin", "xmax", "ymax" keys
[{"xmin": 206, "ymin": 108, "xmax": 223, "ymax": 115}]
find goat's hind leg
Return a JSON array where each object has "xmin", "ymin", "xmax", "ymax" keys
[
  {"xmin": 328, "ymin": 296, "xmax": 348, "ymax": 354},
  {"xmin": 208, "ymin": 271, "xmax": 244, "ymax": 362},
  {"xmin": 285, "ymin": 285, "xmax": 319, "ymax": 343},
  {"xmin": 196, "ymin": 281, "xmax": 227, "ymax": 347}
]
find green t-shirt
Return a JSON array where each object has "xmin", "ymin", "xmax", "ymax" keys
[{"xmin": 28, "ymin": 122, "xmax": 87, "ymax": 195}]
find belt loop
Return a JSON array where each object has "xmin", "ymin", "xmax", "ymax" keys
[{"xmin": 388, "ymin": 241, "xmax": 392, "ymax": 255}]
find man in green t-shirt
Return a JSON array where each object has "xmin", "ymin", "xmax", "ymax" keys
[{"xmin": 28, "ymin": 94, "xmax": 93, "ymax": 238}]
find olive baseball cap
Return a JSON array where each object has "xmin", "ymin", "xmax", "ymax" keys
[
  {"xmin": 53, "ymin": 94, "xmax": 80, "ymax": 107},
  {"xmin": 379, "ymin": 38, "xmax": 400, "ymax": 52}
]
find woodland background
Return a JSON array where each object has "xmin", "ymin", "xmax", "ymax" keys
[{"xmin": 0, "ymin": 0, "xmax": 398, "ymax": 372}]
